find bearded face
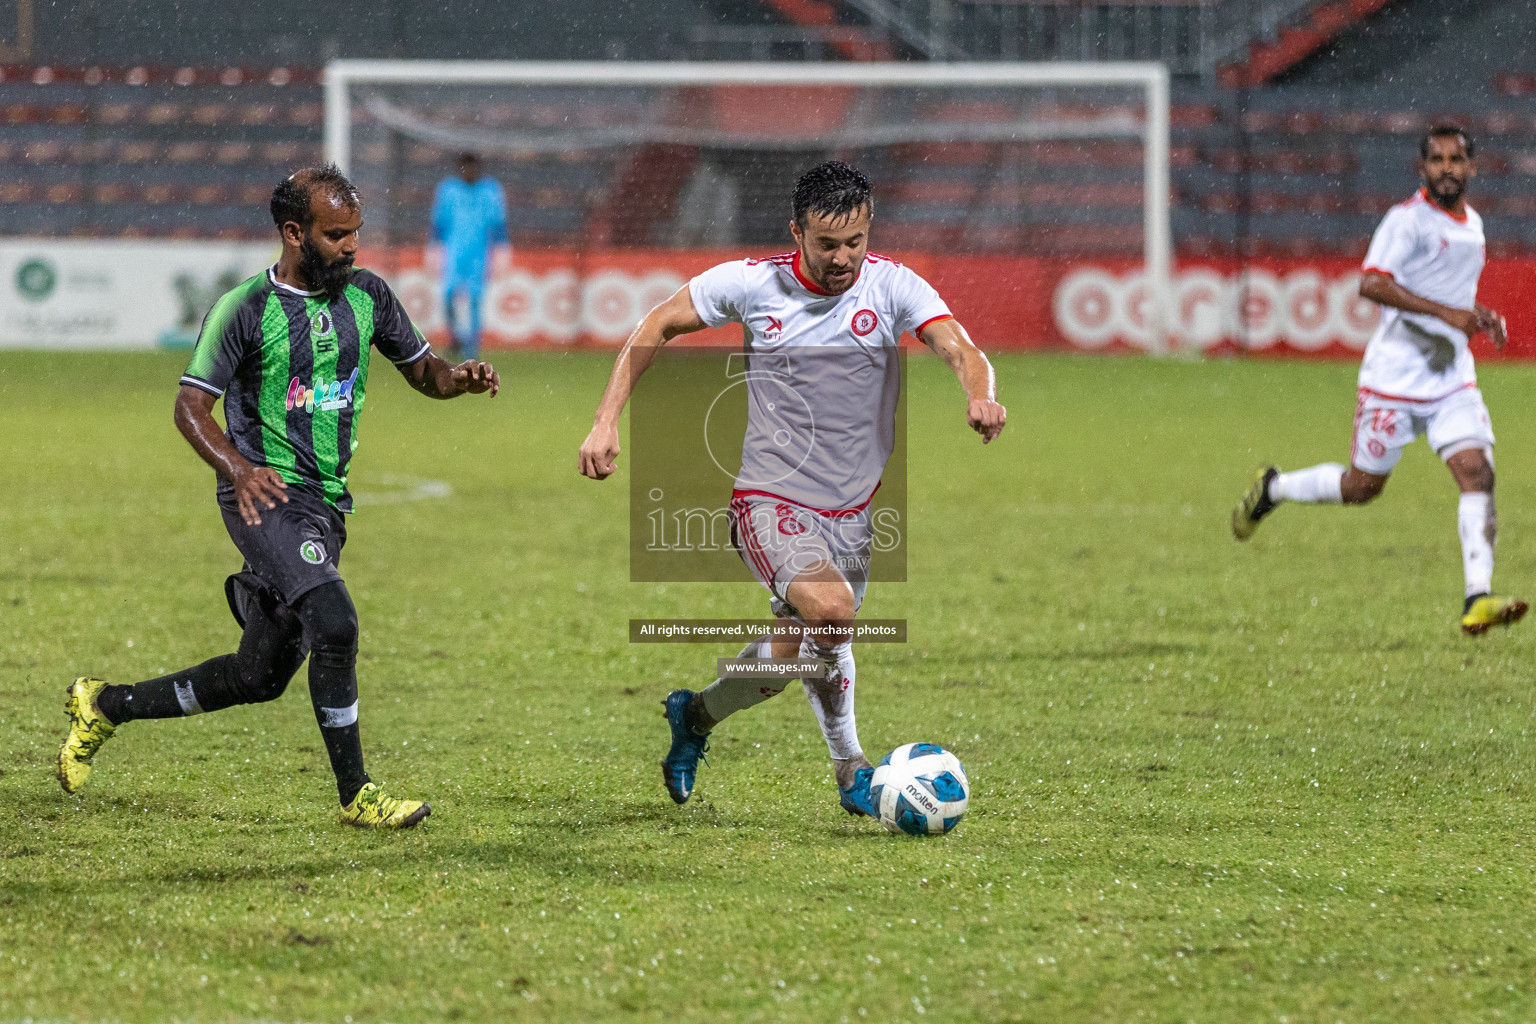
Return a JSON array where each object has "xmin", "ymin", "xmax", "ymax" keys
[
  {"xmin": 298, "ymin": 231, "xmax": 356, "ymax": 300},
  {"xmin": 1420, "ymin": 134, "xmax": 1473, "ymax": 209}
]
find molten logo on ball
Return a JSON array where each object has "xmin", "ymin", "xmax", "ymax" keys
[{"xmin": 870, "ymin": 742, "xmax": 969, "ymax": 837}]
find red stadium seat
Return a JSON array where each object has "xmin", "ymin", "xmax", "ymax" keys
[
  {"xmin": 1298, "ymin": 193, "xmax": 1344, "ymax": 215},
  {"xmin": 1350, "ymin": 194, "xmax": 1396, "ymax": 215},
  {"xmin": 260, "ymin": 142, "xmax": 304, "ymax": 164},
  {"xmin": 188, "ymin": 184, "xmax": 230, "ymax": 205},
  {"xmin": 144, "ymin": 103, "xmax": 180, "ymax": 125},
  {"xmin": 287, "ymin": 103, "xmax": 323, "ymax": 126},
  {"xmin": 1170, "ymin": 104, "xmax": 1220, "ymax": 127},
  {"xmin": 118, "ymin": 142, "xmax": 159, "ymax": 163},
  {"xmin": 1281, "ymin": 111, "xmax": 1326, "ymax": 134},
  {"xmin": 1493, "ymin": 73, "xmax": 1536, "ymax": 96},
  {"xmin": 1377, "ymin": 111, "xmax": 1422, "ymax": 134},
  {"xmin": 213, "ymin": 143, "xmax": 254, "ymax": 165},
  {"xmin": 190, "ymin": 103, "xmax": 231, "ymax": 126},
  {"xmin": 1170, "ymin": 145, "xmax": 1199, "ymax": 168},
  {"xmin": 165, "ymin": 142, "xmax": 208, "ymax": 163},
  {"xmin": 1491, "ymin": 196, "xmax": 1536, "ymax": 216},
  {"xmin": 239, "ymin": 104, "xmax": 278, "ymax": 125}
]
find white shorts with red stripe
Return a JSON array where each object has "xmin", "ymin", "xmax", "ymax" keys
[
  {"xmin": 729, "ymin": 492, "xmax": 873, "ymax": 618},
  {"xmin": 1350, "ymin": 385, "xmax": 1494, "ymax": 475}
]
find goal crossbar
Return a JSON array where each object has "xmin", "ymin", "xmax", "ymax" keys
[{"xmin": 323, "ymin": 59, "xmax": 1172, "ymax": 352}]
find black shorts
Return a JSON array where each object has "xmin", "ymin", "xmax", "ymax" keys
[{"xmin": 219, "ymin": 483, "xmax": 347, "ymax": 608}]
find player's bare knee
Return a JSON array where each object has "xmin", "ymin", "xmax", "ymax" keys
[
  {"xmin": 798, "ymin": 594, "xmax": 857, "ymax": 633},
  {"xmin": 1341, "ymin": 472, "xmax": 1386, "ymax": 505},
  {"xmin": 1444, "ymin": 447, "xmax": 1495, "ymax": 493},
  {"xmin": 786, "ymin": 576, "xmax": 857, "ymax": 630}
]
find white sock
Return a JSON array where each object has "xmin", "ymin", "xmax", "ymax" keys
[
  {"xmin": 699, "ymin": 634, "xmax": 785, "ymax": 723},
  {"xmin": 1458, "ymin": 492, "xmax": 1495, "ymax": 599},
  {"xmin": 1270, "ymin": 463, "xmax": 1345, "ymax": 504},
  {"xmin": 801, "ymin": 637, "xmax": 861, "ymax": 761}
]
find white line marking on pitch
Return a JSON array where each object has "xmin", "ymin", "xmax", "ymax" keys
[{"xmin": 351, "ymin": 475, "xmax": 453, "ymax": 506}]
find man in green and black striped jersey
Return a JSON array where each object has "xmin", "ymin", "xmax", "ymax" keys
[{"xmin": 56, "ymin": 165, "xmax": 500, "ymax": 829}]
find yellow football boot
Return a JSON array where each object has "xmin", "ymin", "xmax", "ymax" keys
[
  {"xmin": 1232, "ymin": 465, "xmax": 1280, "ymax": 541},
  {"xmin": 339, "ymin": 782, "xmax": 431, "ymax": 829},
  {"xmin": 57, "ymin": 677, "xmax": 116, "ymax": 794},
  {"xmin": 1461, "ymin": 594, "xmax": 1529, "ymax": 636}
]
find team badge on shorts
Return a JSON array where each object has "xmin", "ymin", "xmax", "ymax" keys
[
  {"xmin": 850, "ymin": 309, "xmax": 878, "ymax": 337},
  {"xmin": 299, "ymin": 540, "xmax": 327, "ymax": 565},
  {"xmin": 775, "ymin": 503, "xmax": 807, "ymax": 535}
]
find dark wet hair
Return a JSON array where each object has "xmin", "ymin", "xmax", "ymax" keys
[
  {"xmin": 1420, "ymin": 125, "xmax": 1474, "ymax": 160},
  {"xmin": 270, "ymin": 163, "xmax": 361, "ymax": 231},
  {"xmin": 792, "ymin": 160, "xmax": 873, "ymax": 228}
]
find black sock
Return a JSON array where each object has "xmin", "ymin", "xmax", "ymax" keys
[
  {"xmin": 311, "ymin": 643, "xmax": 369, "ymax": 805},
  {"xmin": 96, "ymin": 655, "xmax": 238, "ymax": 725},
  {"xmin": 297, "ymin": 582, "xmax": 369, "ymax": 806},
  {"xmin": 94, "ymin": 599, "xmax": 308, "ymax": 727},
  {"xmin": 319, "ymin": 721, "xmax": 369, "ymax": 806}
]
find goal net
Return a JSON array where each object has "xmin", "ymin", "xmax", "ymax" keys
[{"xmin": 323, "ymin": 61, "xmax": 1170, "ymax": 351}]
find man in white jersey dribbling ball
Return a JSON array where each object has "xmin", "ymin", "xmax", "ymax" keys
[
  {"xmin": 578, "ymin": 161, "xmax": 1006, "ymax": 816},
  {"xmin": 1233, "ymin": 126, "xmax": 1526, "ymax": 636}
]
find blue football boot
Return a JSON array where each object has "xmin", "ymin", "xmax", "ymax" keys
[
  {"xmin": 661, "ymin": 689, "xmax": 709, "ymax": 804},
  {"xmin": 838, "ymin": 765, "xmax": 877, "ymax": 817}
]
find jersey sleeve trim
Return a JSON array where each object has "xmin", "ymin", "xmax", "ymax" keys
[
  {"xmin": 1360, "ymin": 265, "xmax": 1396, "ymax": 280},
  {"xmin": 178, "ymin": 375, "xmax": 223, "ymax": 397},
  {"xmin": 688, "ymin": 261, "xmax": 749, "ymax": 328},
  {"xmin": 391, "ymin": 340, "xmax": 432, "ymax": 366},
  {"xmin": 914, "ymin": 313, "xmax": 955, "ymax": 334}
]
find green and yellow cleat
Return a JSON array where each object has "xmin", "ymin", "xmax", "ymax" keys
[
  {"xmin": 57, "ymin": 677, "xmax": 116, "ymax": 795},
  {"xmin": 1232, "ymin": 465, "xmax": 1280, "ymax": 541},
  {"xmin": 1461, "ymin": 594, "xmax": 1529, "ymax": 636},
  {"xmin": 339, "ymin": 782, "xmax": 431, "ymax": 829}
]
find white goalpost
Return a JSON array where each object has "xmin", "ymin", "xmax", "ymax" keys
[{"xmin": 323, "ymin": 59, "xmax": 1171, "ymax": 352}]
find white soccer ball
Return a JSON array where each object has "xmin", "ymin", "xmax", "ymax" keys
[{"xmin": 870, "ymin": 743, "xmax": 969, "ymax": 836}]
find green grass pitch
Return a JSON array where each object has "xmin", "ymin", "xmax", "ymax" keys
[{"xmin": 3, "ymin": 350, "xmax": 1536, "ymax": 1023}]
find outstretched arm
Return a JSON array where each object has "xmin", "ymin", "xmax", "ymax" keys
[
  {"xmin": 174, "ymin": 385, "xmax": 288, "ymax": 526},
  {"xmin": 578, "ymin": 285, "xmax": 708, "ymax": 480},
  {"xmin": 920, "ymin": 317, "xmax": 1006, "ymax": 444},
  {"xmin": 400, "ymin": 353, "xmax": 500, "ymax": 399},
  {"xmin": 1359, "ymin": 271, "xmax": 1507, "ymax": 349}
]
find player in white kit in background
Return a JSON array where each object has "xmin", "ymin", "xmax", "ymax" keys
[
  {"xmin": 1233, "ymin": 127, "xmax": 1527, "ymax": 636},
  {"xmin": 578, "ymin": 162, "xmax": 1006, "ymax": 816}
]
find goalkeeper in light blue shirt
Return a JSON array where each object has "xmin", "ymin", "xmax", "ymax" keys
[{"xmin": 428, "ymin": 153, "xmax": 509, "ymax": 358}]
